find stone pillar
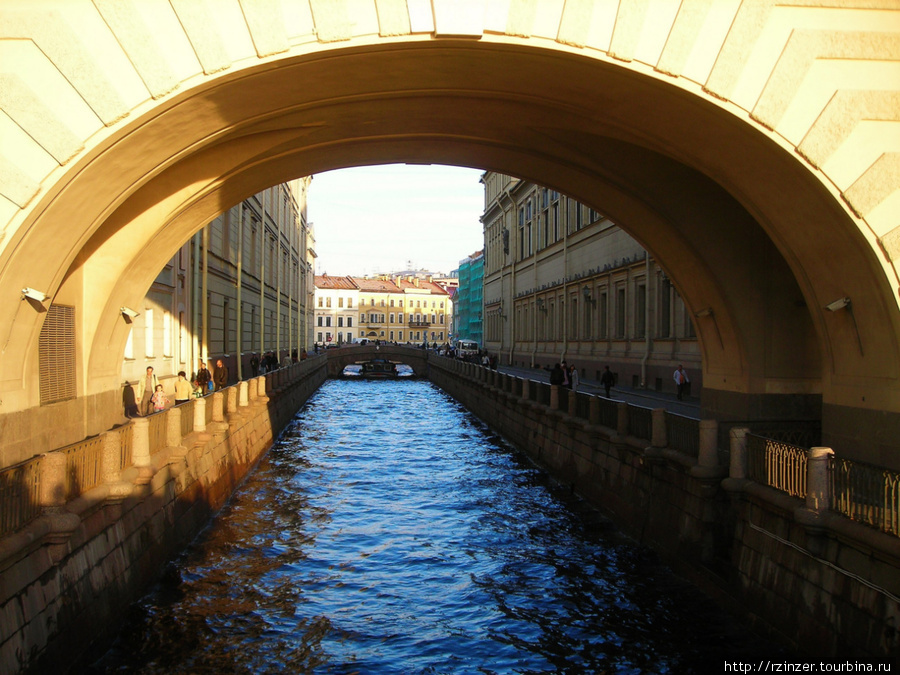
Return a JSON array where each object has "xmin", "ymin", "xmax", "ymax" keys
[
  {"xmin": 40, "ymin": 451, "xmax": 68, "ymax": 513},
  {"xmin": 239, "ymin": 380, "xmax": 250, "ymax": 407},
  {"xmin": 194, "ymin": 396, "xmax": 207, "ymax": 433},
  {"xmin": 211, "ymin": 391, "xmax": 225, "ymax": 423},
  {"xmin": 259, "ymin": 375, "xmax": 269, "ymax": 399},
  {"xmin": 729, "ymin": 427, "xmax": 749, "ymax": 480},
  {"xmin": 521, "ymin": 378, "xmax": 530, "ymax": 401},
  {"xmin": 166, "ymin": 406, "xmax": 182, "ymax": 448},
  {"xmin": 806, "ymin": 447, "xmax": 834, "ymax": 512},
  {"xmin": 39, "ymin": 451, "xmax": 81, "ymax": 561},
  {"xmin": 226, "ymin": 386, "xmax": 239, "ymax": 416},
  {"xmin": 795, "ymin": 446, "xmax": 835, "ymax": 533},
  {"xmin": 131, "ymin": 417, "xmax": 153, "ymax": 484},
  {"xmin": 568, "ymin": 390, "xmax": 577, "ymax": 416},
  {"xmin": 101, "ymin": 428, "xmax": 123, "ymax": 485},
  {"xmin": 651, "ymin": 408, "xmax": 667, "ymax": 448},
  {"xmin": 589, "ymin": 396, "xmax": 599, "ymax": 425},
  {"xmin": 550, "ymin": 385, "xmax": 559, "ymax": 410}
]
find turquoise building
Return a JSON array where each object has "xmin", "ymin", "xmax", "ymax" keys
[{"xmin": 454, "ymin": 250, "xmax": 484, "ymax": 346}]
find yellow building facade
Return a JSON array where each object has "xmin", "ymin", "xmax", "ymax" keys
[{"xmin": 482, "ymin": 172, "xmax": 700, "ymax": 394}]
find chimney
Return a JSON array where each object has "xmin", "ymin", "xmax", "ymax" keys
[{"xmin": 414, "ymin": 278, "xmax": 419, "ymax": 287}]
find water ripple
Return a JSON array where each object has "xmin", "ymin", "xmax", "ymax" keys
[{"xmin": 89, "ymin": 379, "xmax": 791, "ymax": 674}]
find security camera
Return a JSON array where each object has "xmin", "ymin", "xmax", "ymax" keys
[
  {"xmin": 21, "ymin": 287, "xmax": 49, "ymax": 302},
  {"xmin": 825, "ymin": 297, "xmax": 850, "ymax": 312},
  {"xmin": 120, "ymin": 306, "xmax": 140, "ymax": 319}
]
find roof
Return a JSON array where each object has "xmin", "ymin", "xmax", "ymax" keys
[{"xmin": 315, "ymin": 275, "xmax": 357, "ymax": 290}]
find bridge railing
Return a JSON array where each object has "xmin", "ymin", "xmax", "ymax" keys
[
  {"xmin": 444, "ymin": 357, "xmax": 899, "ymax": 539},
  {"xmin": 0, "ymin": 360, "xmax": 326, "ymax": 541}
]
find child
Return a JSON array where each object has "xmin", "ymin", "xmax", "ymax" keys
[{"xmin": 151, "ymin": 383, "xmax": 169, "ymax": 413}]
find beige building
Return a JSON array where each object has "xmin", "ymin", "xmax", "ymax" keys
[
  {"xmin": 482, "ymin": 172, "xmax": 700, "ymax": 394},
  {"xmin": 123, "ymin": 180, "xmax": 315, "ymax": 397},
  {"xmin": 315, "ymin": 275, "xmax": 452, "ymax": 346}
]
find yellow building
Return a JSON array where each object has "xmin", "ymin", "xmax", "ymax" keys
[
  {"xmin": 315, "ymin": 275, "xmax": 452, "ymax": 346},
  {"xmin": 482, "ymin": 172, "xmax": 700, "ymax": 394}
]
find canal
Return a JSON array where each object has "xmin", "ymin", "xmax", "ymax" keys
[{"xmin": 88, "ymin": 379, "xmax": 790, "ymax": 673}]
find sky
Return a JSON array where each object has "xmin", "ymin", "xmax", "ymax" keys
[{"xmin": 306, "ymin": 164, "xmax": 486, "ymax": 278}]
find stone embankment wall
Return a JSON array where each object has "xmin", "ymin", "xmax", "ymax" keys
[
  {"xmin": 427, "ymin": 356, "xmax": 900, "ymax": 661},
  {"xmin": 0, "ymin": 358, "xmax": 326, "ymax": 674}
]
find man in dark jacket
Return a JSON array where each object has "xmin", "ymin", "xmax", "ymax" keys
[
  {"xmin": 550, "ymin": 363, "xmax": 565, "ymax": 386},
  {"xmin": 214, "ymin": 359, "xmax": 228, "ymax": 391}
]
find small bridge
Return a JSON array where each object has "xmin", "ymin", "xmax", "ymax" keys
[{"xmin": 324, "ymin": 345, "xmax": 431, "ymax": 377}]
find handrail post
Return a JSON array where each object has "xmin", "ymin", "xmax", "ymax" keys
[
  {"xmin": 728, "ymin": 427, "xmax": 750, "ymax": 481},
  {"xmin": 194, "ymin": 396, "xmax": 207, "ymax": 433},
  {"xmin": 795, "ymin": 446, "xmax": 835, "ymax": 533},
  {"xmin": 521, "ymin": 378, "xmax": 530, "ymax": 401},
  {"xmin": 550, "ymin": 384, "xmax": 559, "ymax": 410},
  {"xmin": 226, "ymin": 386, "xmax": 239, "ymax": 417},
  {"xmin": 131, "ymin": 417, "xmax": 153, "ymax": 484},
  {"xmin": 239, "ymin": 380, "xmax": 250, "ymax": 407}
]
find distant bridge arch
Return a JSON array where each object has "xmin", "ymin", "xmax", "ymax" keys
[
  {"xmin": 1, "ymin": 1, "xmax": 898, "ymax": 464},
  {"xmin": 325, "ymin": 345, "xmax": 429, "ymax": 377}
]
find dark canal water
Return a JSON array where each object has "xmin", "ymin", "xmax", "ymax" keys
[{"xmin": 89, "ymin": 379, "xmax": 790, "ymax": 674}]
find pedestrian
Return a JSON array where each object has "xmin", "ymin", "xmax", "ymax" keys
[
  {"xmin": 135, "ymin": 366, "xmax": 159, "ymax": 417},
  {"xmin": 600, "ymin": 366, "xmax": 615, "ymax": 398},
  {"xmin": 550, "ymin": 363, "xmax": 565, "ymax": 386},
  {"xmin": 561, "ymin": 360, "xmax": 571, "ymax": 389},
  {"xmin": 250, "ymin": 353, "xmax": 260, "ymax": 377},
  {"xmin": 195, "ymin": 360, "xmax": 211, "ymax": 394},
  {"xmin": 569, "ymin": 365, "xmax": 579, "ymax": 393},
  {"xmin": 673, "ymin": 364, "xmax": 690, "ymax": 400},
  {"xmin": 151, "ymin": 384, "xmax": 169, "ymax": 413},
  {"xmin": 214, "ymin": 358, "xmax": 228, "ymax": 391},
  {"xmin": 173, "ymin": 371, "xmax": 192, "ymax": 405}
]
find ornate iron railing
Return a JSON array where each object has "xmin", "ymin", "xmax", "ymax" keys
[
  {"xmin": 61, "ymin": 436, "xmax": 103, "ymax": 499},
  {"xmin": 0, "ymin": 456, "xmax": 42, "ymax": 538},
  {"xmin": 831, "ymin": 457, "xmax": 900, "ymax": 537},
  {"xmin": 747, "ymin": 434, "xmax": 807, "ymax": 499},
  {"xmin": 179, "ymin": 400, "xmax": 195, "ymax": 437}
]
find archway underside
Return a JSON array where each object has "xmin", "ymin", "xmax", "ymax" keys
[{"xmin": 2, "ymin": 39, "xmax": 897, "ymax": 467}]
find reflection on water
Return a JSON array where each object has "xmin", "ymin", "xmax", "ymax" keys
[{"xmin": 89, "ymin": 380, "xmax": 790, "ymax": 674}]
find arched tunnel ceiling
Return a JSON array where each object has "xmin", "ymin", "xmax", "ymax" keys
[{"xmin": 1, "ymin": 33, "xmax": 897, "ymax": 425}]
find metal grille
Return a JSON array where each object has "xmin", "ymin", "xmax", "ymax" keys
[
  {"xmin": 39, "ymin": 304, "xmax": 76, "ymax": 405},
  {"xmin": 831, "ymin": 457, "xmax": 900, "ymax": 537},
  {"xmin": 747, "ymin": 434, "xmax": 807, "ymax": 498},
  {"xmin": 666, "ymin": 413, "xmax": 700, "ymax": 457},
  {"xmin": 0, "ymin": 456, "xmax": 42, "ymax": 538},
  {"xmin": 629, "ymin": 406, "xmax": 652, "ymax": 441}
]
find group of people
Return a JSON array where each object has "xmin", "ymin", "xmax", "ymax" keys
[
  {"xmin": 249, "ymin": 351, "xmax": 283, "ymax": 377},
  {"xmin": 130, "ymin": 358, "xmax": 231, "ymax": 417},
  {"xmin": 548, "ymin": 361, "xmax": 580, "ymax": 391}
]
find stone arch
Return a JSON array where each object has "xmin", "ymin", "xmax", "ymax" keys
[{"xmin": 1, "ymin": 2, "xmax": 897, "ymax": 464}]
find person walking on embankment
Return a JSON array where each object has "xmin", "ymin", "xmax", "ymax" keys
[{"xmin": 673, "ymin": 364, "xmax": 690, "ymax": 401}]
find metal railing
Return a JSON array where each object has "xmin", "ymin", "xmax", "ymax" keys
[
  {"xmin": 179, "ymin": 400, "xmax": 195, "ymax": 437},
  {"xmin": 747, "ymin": 434, "xmax": 808, "ymax": 499},
  {"xmin": 60, "ymin": 436, "xmax": 103, "ymax": 499},
  {"xmin": 666, "ymin": 413, "xmax": 700, "ymax": 458},
  {"xmin": 0, "ymin": 456, "xmax": 42, "ymax": 538},
  {"xmin": 831, "ymin": 457, "xmax": 900, "ymax": 537},
  {"xmin": 629, "ymin": 406, "xmax": 652, "ymax": 441}
]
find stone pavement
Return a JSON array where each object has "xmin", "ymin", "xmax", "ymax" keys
[{"xmin": 495, "ymin": 364, "xmax": 700, "ymax": 419}]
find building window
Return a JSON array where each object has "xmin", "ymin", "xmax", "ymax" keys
[
  {"xmin": 347, "ymin": 317, "xmax": 353, "ymax": 327},
  {"xmin": 635, "ymin": 284, "xmax": 646, "ymax": 338},
  {"xmin": 616, "ymin": 287, "xmax": 626, "ymax": 338},
  {"xmin": 144, "ymin": 308, "xmax": 154, "ymax": 357},
  {"xmin": 599, "ymin": 292, "xmax": 608, "ymax": 339}
]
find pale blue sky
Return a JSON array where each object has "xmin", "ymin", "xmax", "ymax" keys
[{"xmin": 306, "ymin": 164, "xmax": 486, "ymax": 277}]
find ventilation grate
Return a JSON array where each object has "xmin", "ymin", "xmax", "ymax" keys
[{"xmin": 39, "ymin": 304, "xmax": 76, "ymax": 405}]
